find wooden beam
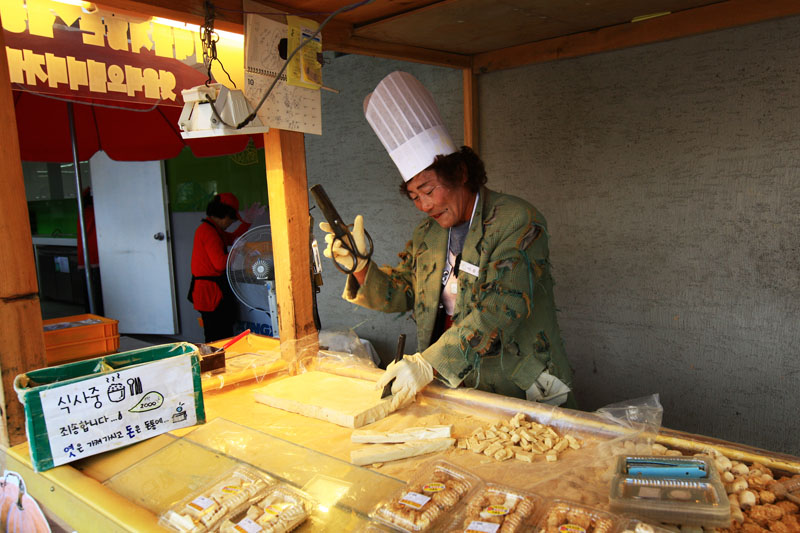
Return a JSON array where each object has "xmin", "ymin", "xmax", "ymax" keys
[
  {"xmin": 0, "ymin": 28, "xmax": 48, "ymax": 446},
  {"xmin": 462, "ymin": 66, "xmax": 478, "ymax": 153},
  {"xmin": 473, "ymin": 0, "xmax": 800, "ymax": 74},
  {"xmin": 263, "ymin": 130, "xmax": 318, "ymax": 365},
  {"xmin": 318, "ymin": 18, "xmax": 470, "ymax": 68},
  {"xmin": 96, "ymin": 0, "xmax": 468, "ymax": 69},
  {"xmin": 96, "ymin": 0, "xmax": 244, "ymax": 32},
  {"xmin": 236, "ymin": 0, "xmax": 469, "ymax": 65},
  {"xmin": 323, "ymin": 33, "xmax": 471, "ymax": 69}
]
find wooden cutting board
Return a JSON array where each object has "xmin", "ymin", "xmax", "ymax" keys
[{"xmin": 253, "ymin": 371, "xmax": 393, "ymax": 428}]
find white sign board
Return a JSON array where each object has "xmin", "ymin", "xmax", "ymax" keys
[{"xmin": 40, "ymin": 354, "xmax": 199, "ymax": 466}]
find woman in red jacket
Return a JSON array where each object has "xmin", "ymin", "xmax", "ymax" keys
[{"xmin": 189, "ymin": 193, "xmax": 261, "ymax": 342}]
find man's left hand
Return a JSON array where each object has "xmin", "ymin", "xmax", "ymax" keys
[{"xmin": 525, "ymin": 371, "xmax": 571, "ymax": 406}]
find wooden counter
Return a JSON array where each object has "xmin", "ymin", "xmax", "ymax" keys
[{"xmin": 4, "ymin": 337, "xmax": 799, "ymax": 532}]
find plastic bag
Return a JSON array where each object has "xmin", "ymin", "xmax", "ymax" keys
[
  {"xmin": 287, "ymin": 330, "xmax": 379, "ymax": 375},
  {"xmin": 594, "ymin": 394, "xmax": 664, "ymax": 437},
  {"xmin": 318, "ymin": 329, "xmax": 380, "ymax": 367}
]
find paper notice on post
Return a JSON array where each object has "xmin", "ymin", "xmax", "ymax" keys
[{"xmin": 243, "ymin": 0, "xmax": 322, "ymax": 135}]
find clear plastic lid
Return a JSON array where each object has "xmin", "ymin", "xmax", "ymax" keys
[
  {"xmin": 159, "ymin": 464, "xmax": 276, "ymax": 532},
  {"xmin": 445, "ymin": 483, "xmax": 545, "ymax": 533},
  {"xmin": 608, "ymin": 476, "xmax": 730, "ymax": 527},
  {"xmin": 218, "ymin": 483, "xmax": 314, "ymax": 533},
  {"xmin": 371, "ymin": 459, "xmax": 481, "ymax": 532},
  {"xmin": 534, "ymin": 499, "xmax": 618, "ymax": 533}
]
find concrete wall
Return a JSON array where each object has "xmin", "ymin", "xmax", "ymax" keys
[{"xmin": 305, "ymin": 18, "xmax": 800, "ymax": 456}]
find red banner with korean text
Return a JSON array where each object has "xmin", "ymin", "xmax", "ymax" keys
[{"xmin": 1, "ymin": 0, "xmax": 244, "ymax": 106}]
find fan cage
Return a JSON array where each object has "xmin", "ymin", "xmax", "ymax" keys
[{"xmin": 226, "ymin": 224, "xmax": 275, "ymax": 312}]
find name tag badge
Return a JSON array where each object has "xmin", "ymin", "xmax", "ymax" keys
[{"xmin": 459, "ymin": 260, "xmax": 480, "ymax": 277}]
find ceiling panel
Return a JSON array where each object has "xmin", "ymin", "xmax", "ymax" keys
[{"xmin": 352, "ymin": 0, "xmax": 723, "ymax": 54}]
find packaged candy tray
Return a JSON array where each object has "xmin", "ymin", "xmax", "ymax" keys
[{"xmin": 370, "ymin": 460, "xmax": 481, "ymax": 532}]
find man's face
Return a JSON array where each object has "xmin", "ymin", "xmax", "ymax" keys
[{"xmin": 406, "ymin": 170, "xmax": 472, "ymax": 228}]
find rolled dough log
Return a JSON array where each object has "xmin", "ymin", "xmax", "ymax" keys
[
  {"xmin": 350, "ymin": 438, "xmax": 455, "ymax": 466},
  {"xmin": 351, "ymin": 425, "xmax": 452, "ymax": 443}
]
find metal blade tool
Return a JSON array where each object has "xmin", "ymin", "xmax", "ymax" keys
[{"xmin": 381, "ymin": 334, "xmax": 406, "ymax": 398}]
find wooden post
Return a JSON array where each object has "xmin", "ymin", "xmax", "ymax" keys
[
  {"xmin": 263, "ymin": 129, "xmax": 318, "ymax": 368},
  {"xmin": 462, "ymin": 66, "xmax": 479, "ymax": 153},
  {"xmin": 0, "ymin": 25, "xmax": 48, "ymax": 446}
]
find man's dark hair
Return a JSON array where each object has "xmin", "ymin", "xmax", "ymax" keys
[
  {"xmin": 400, "ymin": 146, "xmax": 487, "ymax": 197},
  {"xmin": 206, "ymin": 195, "xmax": 238, "ymax": 219}
]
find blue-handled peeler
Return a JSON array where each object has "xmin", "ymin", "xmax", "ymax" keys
[{"xmin": 626, "ymin": 457, "xmax": 707, "ymax": 478}]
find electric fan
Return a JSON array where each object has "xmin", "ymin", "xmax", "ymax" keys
[{"xmin": 226, "ymin": 224, "xmax": 279, "ymax": 337}]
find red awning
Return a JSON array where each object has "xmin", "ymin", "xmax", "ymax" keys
[{"xmin": 13, "ymin": 89, "xmax": 264, "ymax": 162}]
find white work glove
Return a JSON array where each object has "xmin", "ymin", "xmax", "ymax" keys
[
  {"xmin": 240, "ymin": 202, "xmax": 265, "ymax": 224},
  {"xmin": 376, "ymin": 352, "xmax": 434, "ymax": 411},
  {"xmin": 525, "ymin": 371, "xmax": 571, "ymax": 406},
  {"xmin": 320, "ymin": 214, "xmax": 369, "ymax": 273}
]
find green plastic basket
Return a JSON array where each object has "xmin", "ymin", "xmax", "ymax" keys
[{"xmin": 14, "ymin": 342, "xmax": 205, "ymax": 472}]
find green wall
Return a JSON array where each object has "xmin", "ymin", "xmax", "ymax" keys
[
  {"xmin": 165, "ymin": 143, "xmax": 268, "ymax": 212},
  {"xmin": 29, "ymin": 199, "xmax": 79, "ymax": 237}
]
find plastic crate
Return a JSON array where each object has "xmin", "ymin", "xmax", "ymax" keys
[{"xmin": 42, "ymin": 314, "xmax": 119, "ymax": 364}]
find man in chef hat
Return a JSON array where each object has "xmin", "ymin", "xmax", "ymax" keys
[{"xmin": 321, "ymin": 71, "xmax": 575, "ymax": 410}]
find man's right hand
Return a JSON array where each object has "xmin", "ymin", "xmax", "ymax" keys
[
  {"xmin": 376, "ymin": 353, "xmax": 435, "ymax": 411},
  {"xmin": 320, "ymin": 214, "xmax": 369, "ymax": 274}
]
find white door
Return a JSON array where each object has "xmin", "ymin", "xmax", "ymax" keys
[{"xmin": 91, "ymin": 151, "xmax": 178, "ymax": 334}]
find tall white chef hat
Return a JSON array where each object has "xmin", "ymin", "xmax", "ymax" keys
[{"xmin": 364, "ymin": 71, "xmax": 457, "ymax": 182}]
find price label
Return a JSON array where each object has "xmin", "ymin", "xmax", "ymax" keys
[
  {"xmin": 233, "ymin": 517, "xmax": 263, "ymax": 533},
  {"xmin": 466, "ymin": 521, "xmax": 500, "ymax": 533},
  {"xmin": 187, "ymin": 496, "xmax": 214, "ymax": 512},
  {"xmin": 423, "ymin": 482, "xmax": 446, "ymax": 493},
  {"xmin": 264, "ymin": 503, "xmax": 292, "ymax": 517},
  {"xmin": 399, "ymin": 491, "xmax": 431, "ymax": 510}
]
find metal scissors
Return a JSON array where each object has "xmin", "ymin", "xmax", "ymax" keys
[{"xmin": 310, "ymin": 184, "xmax": 374, "ymax": 275}]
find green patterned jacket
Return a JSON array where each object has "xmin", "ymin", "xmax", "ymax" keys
[{"xmin": 343, "ymin": 187, "xmax": 573, "ymax": 394}]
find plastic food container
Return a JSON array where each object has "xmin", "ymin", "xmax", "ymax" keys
[
  {"xmin": 371, "ymin": 460, "xmax": 481, "ymax": 532},
  {"xmin": 535, "ymin": 500, "xmax": 618, "ymax": 533},
  {"xmin": 608, "ymin": 476, "xmax": 730, "ymax": 527},
  {"xmin": 219, "ymin": 483, "xmax": 314, "ymax": 533},
  {"xmin": 445, "ymin": 483, "xmax": 545, "ymax": 533},
  {"xmin": 159, "ymin": 465, "xmax": 276, "ymax": 532}
]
